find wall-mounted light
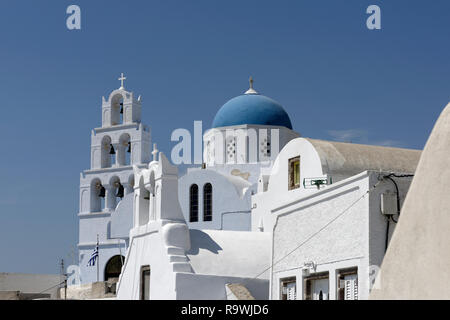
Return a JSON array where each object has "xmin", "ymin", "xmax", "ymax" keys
[
  {"xmin": 303, "ymin": 177, "xmax": 332, "ymax": 190},
  {"xmin": 302, "ymin": 261, "xmax": 316, "ymax": 276}
]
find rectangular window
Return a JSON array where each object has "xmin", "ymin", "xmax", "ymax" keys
[
  {"xmin": 280, "ymin": 277, "xmax": 297, "ymax": 300},
  {"xmin": 337, "ymin": 267, "xmax": 358, "ymax": 300},
  {"xmin": 288, "ymin": 156, "xmax": 300, "ymax": 190},
  {"xmin": 304, "ymin": 272, "xmax": 329, "ymax": 300},
  {"xmin": 140, "ymin": 265, "xmax": 150, "ymax": 300}
]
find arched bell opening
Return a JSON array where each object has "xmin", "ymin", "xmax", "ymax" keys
[
  {"xmin": 118, "ymin": 133, "xmax": 131, "ymax": 166},
  {"xmin": 91, "ymin": 178, "xmax": 106, "ymax": 212},
  {"xmin": 111, "ymin": 93, "xmax": 124, "ymax": 126},
  {"xmin": 109, "ymin": 176, "xmax": 124, "ymax": 210},
  {"xmin": 104, "ymin": 255, "xmax": 125, "ymax": 283},
  {"xmin": 101, "ymin": 136, "xmax": 115, "ymax": 168}
]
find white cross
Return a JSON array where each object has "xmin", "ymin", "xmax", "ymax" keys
[
  {"xmin": 118, "ymin": 73, "xmax": 126, "ymax": 89},
  {"xmin": 152, "ymin": 143, "xmax": 159, "ymax": 162}
]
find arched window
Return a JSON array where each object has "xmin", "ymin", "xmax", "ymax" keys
[
  {"xmin": 203, "ymin": 183, "xmax": 212, "ymax": 221},
  {"xmin": 104, "ymin": 255, "xmax": 125, "ymax": 282},
  {"xmin": 189, "ymin": 184, "xmax": 199, "ymax": 222}
]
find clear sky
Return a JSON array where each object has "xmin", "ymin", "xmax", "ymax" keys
[{"xmin": 0, "ymin": 0, "xmax": 448, "ymax": 274}]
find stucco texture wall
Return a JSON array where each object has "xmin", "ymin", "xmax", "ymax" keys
[{"xmin": 271, "ymin": 175, "xmax": 371, "ymax": 299}]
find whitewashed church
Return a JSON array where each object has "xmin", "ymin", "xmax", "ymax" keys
[{"xmin": 74, "ymin": 75, "xmax": 421, "ymax": 300}]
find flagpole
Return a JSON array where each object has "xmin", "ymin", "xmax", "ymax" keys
[{"xmin": 96, "ymin": 234, "xmax": 99, "ymax": 283}]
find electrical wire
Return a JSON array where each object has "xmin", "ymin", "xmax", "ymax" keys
[
  {"xmin": 258, "ymin": 180, "xmax": 380, "ymax": 279},
  {"xmin": 381, "ymin": 173, "xmax": 414, "ymax": 251},
  {"xmin": 225, "ymin": 180, "xmax": 382, "ymax": 299},
  {"xmin": 16, "ymin": 280, "xmax": 66, "ymax": 300}
]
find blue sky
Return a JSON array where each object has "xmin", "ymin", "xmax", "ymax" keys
[{"xmin": 0, "ymin": 0, "xmax": 448, "ymax": 274}]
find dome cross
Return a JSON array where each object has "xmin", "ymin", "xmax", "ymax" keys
[{"xmin": 245, "ymin": 76, "xmax": 258, "ymax": 95}]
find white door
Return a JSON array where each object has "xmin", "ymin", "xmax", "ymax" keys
[{"xmin": 312, "ymin": 278, "xmax": 329, "ymax": 300}]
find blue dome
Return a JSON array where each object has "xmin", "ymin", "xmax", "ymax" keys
[{"xmin": 212, "ymin": 94, "xmax": 293, "ymax": 129}]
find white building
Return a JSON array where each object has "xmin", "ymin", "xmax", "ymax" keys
[
  {"xmin": 116, "ymin": 79, "xmax": 299, "ymax": 299},
  {"xmin": 77, "ymin": 77, "xmax": 151, "ymax": 284},
  {"xmin": 116, "ymin": 152, "xmax": 270, "ymax": 299},
  {"xmin": 252, "ymin": 138, "xmax": 421, "ymax": 300},
  {"xmin": 76, "ymin": 76, "xmax": 423, "ymax": 300},
  {"xmin": 178, "ymin": 78, "xmax": 299, "ymax": 231}
]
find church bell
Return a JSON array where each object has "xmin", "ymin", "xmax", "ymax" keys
[
  {"xmin": 116, "ymin": 183, "xmax": 124, "ymax": 199},
  {"xmin": 109, "ymin": 144, "xmax": 116, "ymax": 155},
  {"xmin": 98, "ymin": 185, "xmax": 106, "ymax": 198}
]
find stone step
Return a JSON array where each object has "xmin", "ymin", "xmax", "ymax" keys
[
  {"xmin": 169, "ymin": 255, "xmax": 189, "ymax": 263},
  {"xmin": 167, "ymin": 246, "xmax": 185, "ymax": 255},
  {"xmin": 172, "ymin": 262, "xmax": 193, "ymax": 273}
]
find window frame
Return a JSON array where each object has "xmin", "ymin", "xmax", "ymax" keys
[
  {"xmin": 303, "ymin": 272, "xmax": 329, "ymax": 300},
  {"xmin": 336, "ymin": 267, "xmax": 358, "ymax": 300},
  {"xmin": 288, "ymin": 156, "xmax": 300, "ymax": 190},
  {"xmin": 189, "ymin": 184, "xmax": 199, "ymax": 222},
  {"xmin": 140, "ymin": 265, "xmax": 150, "ymax": 300},
  {"xmin": 280, "ymin": 276, "xmax": 297, "ymax": 300},
  {"xmin": 203, "ymin": 183, "xmax": 213, "ymax": 221}
]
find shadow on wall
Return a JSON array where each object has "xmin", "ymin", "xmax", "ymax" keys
[{"xmin": 187, "ymin": 230, "xmax": 223, "ymax": 255}]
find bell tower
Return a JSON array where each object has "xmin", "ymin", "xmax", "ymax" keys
[
  {"xmin": 101, "ymin": 73, "xmax": 142, "ymax": 127},
  {"xmin": 77, "ymin": 74, "xmax": 152, "ymax": 284}
]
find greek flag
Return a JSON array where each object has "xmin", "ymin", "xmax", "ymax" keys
[{"xmin": 87, "ymin": 245, "xmax": 99, "ymax": 267}]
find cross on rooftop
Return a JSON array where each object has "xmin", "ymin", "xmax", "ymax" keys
[
  {"xmin": 118, "ymin": 73, "xmax": 126, "ymax": 89},
  {"xmin": 245, "ymin": 76, "xmax": 258, "ymax": 94}
]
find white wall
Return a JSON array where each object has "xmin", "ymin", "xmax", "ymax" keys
[
  {"xmin": 187, "ymin": 229, "xmax": 271, "ymax": 279},
  {"xmin": 270, "ymin": 173, "xmax": 371, "ymax": 299},
  {"xmin": 179, "ymin": 169, "xmax": 254, "ymax": 231},
  {"xmin": 110, "ymin": 193, "xmax": 134, "ymax": 239},
  {"xmin": 251, "ymin": 138, "xmax": 325, "ymax": 232},
  {"xmin": 267, "ymin": 170, "xmax": 413, "ymax": 300},
  {"xmin": 116, "ymin": 222, "xmax": 178, "ymax": 300}
]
